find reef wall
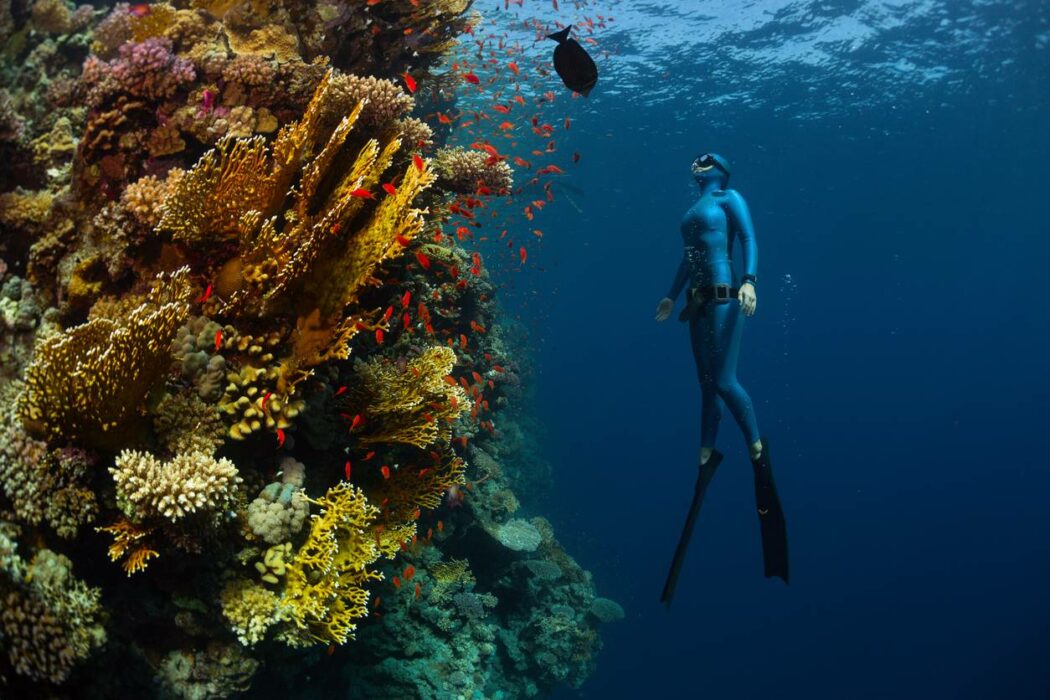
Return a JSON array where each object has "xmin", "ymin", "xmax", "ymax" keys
[{"xmin": 0, "ymin": 0, "xmax": 621, "ymax": 697}]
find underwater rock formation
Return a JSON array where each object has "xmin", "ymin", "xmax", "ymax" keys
[{"xmin": 0, "ymin": 0, "xmax": 622, "ymax": 696}]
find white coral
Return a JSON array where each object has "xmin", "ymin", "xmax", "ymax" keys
[{"xmin": 111, "ymin": 449, "xmax": 242, "ymax": 521}]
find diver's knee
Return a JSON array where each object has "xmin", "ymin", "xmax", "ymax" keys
[{"xmin": 714, "ymin": 380, "xmax": 740, "ymax": 398}]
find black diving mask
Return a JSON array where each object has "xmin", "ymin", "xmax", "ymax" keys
[{"xmin": 692, "ymin": 153, "xmax": 729, "ymax": 177}]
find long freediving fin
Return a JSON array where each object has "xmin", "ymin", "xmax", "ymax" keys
[
  {"xmin": 752, "ymin": 437, "xmax": 789, "ymax": 583},
  {"xmin": 660, "ymin": 450, "xmax": 723, "ymax": 608}
]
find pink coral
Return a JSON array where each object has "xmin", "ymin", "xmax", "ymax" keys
[{"xmin": 81, "ymin": 38, "xmax": 195, "ymax": 107}]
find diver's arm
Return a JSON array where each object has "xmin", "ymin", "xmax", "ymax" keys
[
  {"xmin": 723, "ymin": 190, "xmax": 758, "ymax": 316},
  {"xmin": 655, "ymin": 253, "xmax": 688, "ymax": 322},
  {"xmin": 667, "ymin": 253, "xmax": 690, "ymax": 301}
]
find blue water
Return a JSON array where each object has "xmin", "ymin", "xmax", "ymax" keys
[{"xmin": 492, "ymin": 1, "xmax": 1050, "ymax": 697}]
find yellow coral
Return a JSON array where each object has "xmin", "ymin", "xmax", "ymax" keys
[
  {"xmin": 159, "ymin": 70, "xmax": 436, "ymax": 373},
  {"xmin": 430, "ymin": 558, "xmax": 474, "ymax": 586},
  {"xmin": 369, "ymin": 448, "xmax": 466, "ymax": 524},
  {"xmin": 221, "ymin": 578, "xmax": 287, "ymax": 646},
  {"xmin": 219, "ymin": 362, "xmax": 304, "ymax": 440},
  {"xmin": 17, "ymin": 268, "xmax": 192, "ymax": 447},
  {"xmin": 96, "ymin": 518, "xmax": 159, "ymax": 576},
  {"xmin": 128, "ymin": 2, "xmax": 178, "ymax": 42},
  {"xmin": 344, "ymin": 345, "xmax": 471, "ymax": 449},
  {"xmin": 282, "ymin": 482, "xmax": 383, "ymax": 646}
]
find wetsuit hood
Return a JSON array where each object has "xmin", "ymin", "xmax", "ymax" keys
[{"xmin": 692, "ymin": 152, "xmax": 730, "ymax": 188}]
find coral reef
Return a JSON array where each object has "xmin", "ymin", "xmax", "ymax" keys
[{"xmin": 0, "ymin": 0, "xmax": 623, "ymax": 695}]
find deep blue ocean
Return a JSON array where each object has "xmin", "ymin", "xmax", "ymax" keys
[{"xmin": 487, "ymin": 1, "xmax": 1049, "ymax": 697}]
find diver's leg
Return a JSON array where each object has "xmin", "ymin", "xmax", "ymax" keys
[
  {"xmin": 690, "ymin": 314, "xmax": 723, "ymax": 464},
  {"xmin": 707, "ymin": 302, "xmax": 761, "ymax": 450},
  {"xmin": 708, "ymin": 303, "xmax": 788, "ymax": 582}
]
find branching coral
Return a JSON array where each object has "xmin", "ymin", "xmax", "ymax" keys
[
  {"xmin": 368, "ymin": 449, "xmax": 467, "ymax": 528},
  {"xmin": 96, "ymin": 517, "xmax": 158, "ymax": 575},
  {"xmin": 282, "ymin": 482, "xmax": 383, "ymax": 646},
  {"xmin": 220, "ymin": 578, "xmax": 288, "ymax": 646},
  {"xmin": 0, "ymin": 395, "xmax": 98, "ymax": 539},
  {"xmin": 17, "ymin": 268, "xmax": 192, "ymax": 447},
  {"xmin": 433, "ymin": 146, "xmax": 515, "ymax": 195},
  {"xmin": 111, "ymin": 448, "xmax": 242, "ymax": 522},
  {"xmin": 343, "ymin": 345, "xmax": 470, "ymax": 449},
  {"xmin": 0, "ymin": 550, "xmax": 105, "ymax": 683}
]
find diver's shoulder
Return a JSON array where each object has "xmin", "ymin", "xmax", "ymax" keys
[{"xmin": 715, "ymin": 188, "xmax": 747, "ymax": 205}]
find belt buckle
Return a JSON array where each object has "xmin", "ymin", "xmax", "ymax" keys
[{"xmin": 713, "ymin": 284, "xmax": 730, "ymax": 301}]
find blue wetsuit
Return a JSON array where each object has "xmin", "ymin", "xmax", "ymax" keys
[{"xmin": 666, "ymin": 173, "xmax": 761, "ymax": 450}]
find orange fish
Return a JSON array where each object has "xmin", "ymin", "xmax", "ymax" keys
[
  {"xmin": 493, "ymin": 104, "xmax": 511, "ymax": 114},
  {"xmin": 401, "ymin": 290, "xmax": 411, "ymax": 307},
  {"xmin": 197, "ymin": 284, "xmax": 212, "ymax": 304},
  {"xmin": 416, "ymin": 251, "xmax": 431, "ymax": 269},
  {"xmin": 513, "ymin": 156, "xmax": 532, "ymax": 168},
  {"xmin": 413, "ymin": 154, "xmax": 425, "ymax": 172},
  {"xmin": 508, "ymin": 62, "xmax": 519, "ymax": 75},
  {"xmin": 414, "ymin": 583, "xmax": 421, "ymax": 599},
  {"xmin": 392, "ymin": 575, "xmax": 401, "ymax": 588},
  {"xmin": 499, "ymin": 121, "xmax": 515, "ymax": 131},
  {"xmin": 335, "ymin": 385, "xmax": 348, "ymax": 395},
  {"xmin": 463, "ymin": 72, "xmax": 480, "ymax": 84},
  {"xmin": 519, "ymin": 246, "xmax": 527, "ymax": 264},
  {"xmin": 375, "ymin": 329, "xmax": 384, "ymax": 345},
  {"xmin": 418, "ymin": 467, "xmax": 430, "ymax": 478},
  {"xmin": 396, "ymin": 233, "xmax": 411, "ymax": 246},
  {"xmin": 437, "ymin": 520, "xmax": 444, "ymax": 532},
  {"xmin": 382, "ymin": 182, "xmax": 397, "ymax": 196},
  {"xmin": 276, "ymin": 428, "xmax": 285, "ymax": 447},
  {"xmin": 364, "ymin": 451, "xmax": 375, "ymax": 460},
  {"xmin": 373, "ymin": 596, "xmax": 382, "ymax": 609},
  {"xmin": 383, "ymin": 306, "xmax": 394, "ymax": 323},
  {"xmin": 350, "ymin": 188, "xmax": 374, "ymax": 199},
  {"xmin": 350, "ymin": 414, "xmax": 363, "ymax": 431},
  {"xmin": 403, "ymin": 565, "xmax": 415, "ymax": 581},
  {"xmin": 437, "ymin": 112, "xmax": 453, "ymax": 124},
  {"xmin": 214, "ymin": 329, "xmax": 223, "ymax": 351},
  {"xmin": 128, "ymin": 3, "xmax": 150, "ymax": 17},
  {"xmin": 402, "ymin": 72, "xmax": 417, "ymax": 94},
  {"xmin": 381, "ymin": 465, "xmax": 391, "ymax": 479},
  {"xmin": 344, "ymin": 460, "xmax": 352, "ymax": 480}
]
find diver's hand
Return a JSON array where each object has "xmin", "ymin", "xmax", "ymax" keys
[
  {"xmin": 739, "ymin": 283, "xmax": 757, "ymax": 316},
  {"xmin": 654, "ymin": 297, "xmax": 674, "ymax": 322}
]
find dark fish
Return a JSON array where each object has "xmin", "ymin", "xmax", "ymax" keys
[{"xmin": 547, "ymin": 25, "xmax": 598, "ymax": 97}]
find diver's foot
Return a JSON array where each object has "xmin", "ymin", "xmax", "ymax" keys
[
  {"xmin": 700, "ymin": 447, "xmax": 714, "ymax": 465},
  {"xmin": 749, "ymin": 439, "xmax": 763, "ymax": 461}
]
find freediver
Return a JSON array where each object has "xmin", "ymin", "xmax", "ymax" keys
[{"xmin": 656, "ymin": 153, "xmax": 788, "ymax": 606}]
